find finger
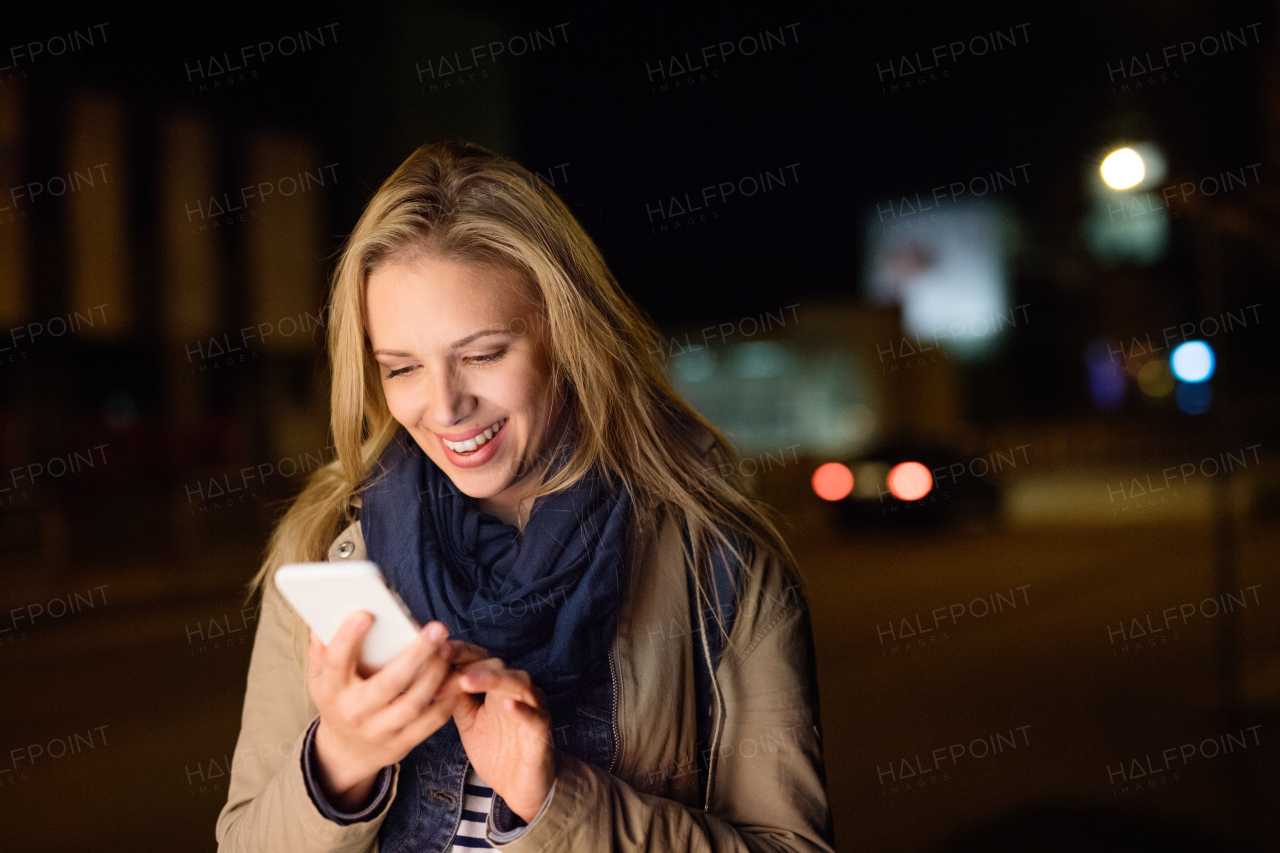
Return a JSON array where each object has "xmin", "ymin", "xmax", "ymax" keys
[
  {"xmin": 370, "ymin": 671, "xmax": 464, "ymax": 742},
  {"xmin": 367, "ymin": 651, "xmax": 458, "ymax": 737},
  {"xmin": 454, "ymin": 657, "xmax": 506, "ymax": 689},
  {"xmin": 321, "ymin": 611, "xmax": 373, "ymax": 687},
  {"xmin": 458, "ymin": 666, "xmax": 539, "ymax": 707},
  {"xmin": 450, "ymin": 690, "xmax": 484, "ymax": 733},
  {"xmin": 446, "ymin": 639, "xmax": 489, "ymax": 666},
  {"xmin": 306, "ymin": 630, "xmax": 324, "ymax": 685},
  {"xmin": 508, "ymin": 694, "xmax": 552, "ymax": 724},
  {"xmin": 504, "ymin": 696, "xmax": 550, "ymax": 727},
  {"xmin": 457, "ymin": 658, "xmax": 528, "ymax": 688},
  {"xmin": 392, "ymin": 680, "xmax": 469, "ymax": 750},
  {"xmin": 362, "ymin": 622, "xmax": 450, "ymax": 707}
]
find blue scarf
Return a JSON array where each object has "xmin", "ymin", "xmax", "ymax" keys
[{"xmin": 359, "ymin": 426, "xmax": 632, "ymax": 701}]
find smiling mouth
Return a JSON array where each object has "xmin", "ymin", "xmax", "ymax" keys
[{"xmin": 442, "ymin": 418, "xmax": 507, "ymax": 455}]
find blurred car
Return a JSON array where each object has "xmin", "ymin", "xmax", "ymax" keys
[{"xmin": 830, "ymin": 443, "xmax": 1003, "ymax": 528}]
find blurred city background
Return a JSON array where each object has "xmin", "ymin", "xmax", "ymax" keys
[{"xmin": 1, "ymin": 1, "xmax": 1278, "ymax": 850}]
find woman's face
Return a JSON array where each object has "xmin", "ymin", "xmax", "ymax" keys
[{"xmin": 365, "ymin": 253, "xmax": 559, "ymax": 525}]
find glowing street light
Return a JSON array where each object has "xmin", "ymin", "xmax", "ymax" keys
[
  {"xmin": 1101, "ymin": 147, "xmax": 1145, "ymax": 190},
  {"xmin": 1171, "ymin": 341, "xmax": 1215, "ymax": 383}
]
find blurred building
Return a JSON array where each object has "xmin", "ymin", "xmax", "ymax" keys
[{"xmin": 0, "ymin": 82, "xmax": 338, "ymax": 566}]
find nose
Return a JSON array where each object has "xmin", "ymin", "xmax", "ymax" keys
[{"xmin": 426, "ymin": 359, "xmax": 476, "ymax": 429}]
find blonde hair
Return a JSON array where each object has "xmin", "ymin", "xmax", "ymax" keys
[{"xmin": 249, "ymin": 140, "xmax": 799, "ymax": 638}]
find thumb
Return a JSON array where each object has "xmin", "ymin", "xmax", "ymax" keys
[
  {"xmin": 306, "ymin": 631, "xmax": 324, "ymax": 683},
  {"xmin": 453, "ymin": 692, "xmax": 482, "ymax": 729}
]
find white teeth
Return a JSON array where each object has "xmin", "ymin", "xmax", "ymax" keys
[{"xmin": 443, "ymin": 419, "xmax": 506, "ymax": 452}]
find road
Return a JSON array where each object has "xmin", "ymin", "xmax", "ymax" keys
[
  {"xmin": 1, "ymin": 519, "xmax": 1276, "ymax": 851},
  {"xmin": 800, "ymin": 516, "xmax": 1279, "ymax": 851}
]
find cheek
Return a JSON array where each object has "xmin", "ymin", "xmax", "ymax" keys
[
  {"xmin": 382, "ymin": 382, "xmax": 418, "ymax": 424},
  {"xmin": 508, "ymin": 380, "xmax": 546, "ymax": 423},
  {"xmin": 508, "ymin": 353, "xmax": 553, "ymax": 413}
]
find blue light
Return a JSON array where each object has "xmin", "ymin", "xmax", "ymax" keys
[
  {"xmin": 1170, "ymin": 341, "xmax": 1215, "ymax": 383},
  {"xmin": 1084, "ymin": 339, "xmax": 1126, "ymax": 410},
  {"xmin": 1176, "ymin": 380, "xmax": 1212, "ymax": 415}
]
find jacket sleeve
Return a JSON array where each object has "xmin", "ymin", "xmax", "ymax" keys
[
  {"xmin": 215, "ymin": 567, "xmax": 400, "ymax": 853},
  {"xmin": 491, "ymin": 583, "xmax": 835, "ymax": 853}
]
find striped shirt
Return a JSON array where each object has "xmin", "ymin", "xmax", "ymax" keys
[{"xmin": 452, "ymin": 767, "xmax": 495, "ymax": 850}]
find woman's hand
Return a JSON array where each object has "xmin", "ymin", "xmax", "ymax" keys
[
  {"xmin": 453, "ymin": 659, "xmax": 555, "ymax": 823},
  {"xmin": 305, "ymin": 612, "xmax": 486, "ymax": 811}
]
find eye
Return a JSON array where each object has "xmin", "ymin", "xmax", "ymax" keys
[
  {"xmin": 466, "ymin": 348, "xmax": 507, "ymax": 365},
  {"xmin": 385, "ymin": 365, "xmax": 415, "ymax": 379}
]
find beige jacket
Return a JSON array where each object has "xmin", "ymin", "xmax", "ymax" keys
[{"xmin": 216, "ymin": 441, "xmax": 835, "ymax": 852}]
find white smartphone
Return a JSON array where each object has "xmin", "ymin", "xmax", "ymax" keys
[{"xmin": 274, "ymin": 561, "xmax": 421, "ymax": 671}]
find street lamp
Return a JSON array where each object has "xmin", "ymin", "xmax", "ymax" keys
[{"xmin": 1100, "ymin": 146, "xmax": 1145, "ymax": 189}]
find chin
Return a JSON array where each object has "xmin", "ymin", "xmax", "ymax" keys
[
  {"xmin": 450, "ymin": 475, "xmax": 506, "ymax": 499},
  {"xmin": 443, "ymin": 457, "xmax": 514, "ymax": 493}
]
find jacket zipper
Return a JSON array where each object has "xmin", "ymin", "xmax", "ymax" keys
[
  {"xmin": 698, "ymin": 589, "xmax": 725, "ymax": 811},
  {"xmin": 606, "ymin": 644, "xmax": 621, "ymax": 775},
  {"xmin": 704, "ymin": 653, "xmax": 725, "ymax": 810}
]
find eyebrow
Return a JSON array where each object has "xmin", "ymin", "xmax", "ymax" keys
[{"xmin": 372, "ymin": 328, "xmax": 509, "ymax": 358}]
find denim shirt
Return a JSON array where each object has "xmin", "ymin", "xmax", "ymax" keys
[{"xmin": 380, "ymin": 671, "xmax": 615, "ymax": 852}]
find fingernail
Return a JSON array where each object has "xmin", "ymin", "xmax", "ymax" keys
[{"xmin": 427, "ymin": 622, "xmax": 447, "ymax": 642}]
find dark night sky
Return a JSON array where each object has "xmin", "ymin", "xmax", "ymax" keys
[{"xmin": 5, "ymin": 0, "xmax": 1270, "ymax": 327}]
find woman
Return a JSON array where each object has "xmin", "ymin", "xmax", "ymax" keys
[{"xmin": 216, "ymin": 141, "xmax": 834, "ymax": 852}]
